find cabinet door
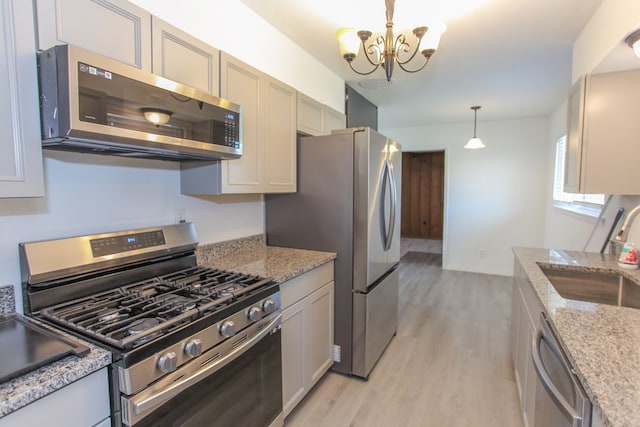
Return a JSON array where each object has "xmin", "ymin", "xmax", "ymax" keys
[
  {"xmin": 35, "ymin": 0, "xmax": 151, "ymax": 70},
  {"xmin": 510, "ymin": 277, "xmax": 521, "ymax": 399},
  {"xmin": 564, "ymin": 76, "xmax": 585, "ymax": 193},
  {"xmin": 220, "ymin": 53, "xmax": 264, "ymax": 192},
  {"xmin": 281, "ymin": 299, "xmax": 307, "ymax": 418},
  {"xmin": 324, "ymin": 106, "xmax": 346, "ymax": 134},
  {"xmin": 297, "ymin": 93, "xmax": 323, "ymax": 136},
  {"xmin": 309, "ymin": 281, "xmax": 334, "ymax": 385},
  {"xmin": 264, "ymin": 76, "xmax": 296, "ymax": 193},
  {"xmin": 0, "ymin": 0, "xmax": 44, "ymax": 197},
  {"xmin": 582, "ymin": 69, "xmax": 640, "ymax": 194},
  {"xmin": 151, "ymin": 17, "xmax": 219, "ymax": 95}
]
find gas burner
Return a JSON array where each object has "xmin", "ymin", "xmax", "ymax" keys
[
  {"xmin": 215, "ymin": 283, "xmax": 243, "ymax": 297},
  {"xmin": 128, "ymin": 318, "xmax": 162, "ymax": 346},
  {"xmin": 157, "ymin": 294, "xmax": 197, "ymax": 312},
  {"xmin": 128, "ymin": 318, "xmax": 160, "ymax": 335},
  {"xmin": 97, "ymin": 308, "xmax": 128, "ymax": 325}
]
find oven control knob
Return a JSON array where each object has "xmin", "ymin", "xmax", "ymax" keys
[
  {"xmin": 184, "ymin": 339, "xmax": 203, "ymax": 358},
  {"xmin": 248, "ymin": 306, "xmax": 263, "ymax": 322},
  {"xmin": 157, "ymin": 351, "xmax": 178, "ymax": 373},
  {"xmin": 219, "ymin": 320, "xmax": 236, "ymax": 337},
  {"xmin": 262, "ymin": 299, "xmax": 277, "ymax": 314}
]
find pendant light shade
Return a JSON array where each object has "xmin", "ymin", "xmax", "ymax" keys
[{"xmin": 465, "ymin": 106, "xmax": 485, "ymax": 149}]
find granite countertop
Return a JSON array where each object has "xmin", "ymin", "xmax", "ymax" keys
[
  {"xmin": 0, "ymin": 317, "xmax": 111, "ymax": 417},
  {"xmin": 513, "ymin": 247, "xmax": 640, "ymax": 427},
  {"xmin": 198, "ymin": 244, "xmax": 336, "ymax": 283}
]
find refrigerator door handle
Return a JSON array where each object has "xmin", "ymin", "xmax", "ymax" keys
[
  {"xmin": 380, "ymin": 159, "xmax": 396, "ymax": 251},
  {"xmin": 380, "ymin": 161, "xmax": 390, "ymax": 249},
  {"xmin": 387, "ymin": 159, "xmax": 397, "ymax": 250}
]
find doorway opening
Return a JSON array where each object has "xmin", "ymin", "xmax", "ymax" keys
[{"xmin": 400, "ymin": 151, "xmax": 445, "ymax": 262}]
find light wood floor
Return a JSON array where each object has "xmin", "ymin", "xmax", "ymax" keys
[{"xmin": 284, "ymin": 252, "xmax": 523, "ymax": 427}]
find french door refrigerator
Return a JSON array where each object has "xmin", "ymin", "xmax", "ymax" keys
[{"xmin": 265, "ymin": 127, "xmax": 401, "ymax": 379}]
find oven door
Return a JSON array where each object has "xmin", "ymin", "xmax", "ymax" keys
[{"xmin": 121, "ymin": 314, "xmax": 283, "ymax": 427}]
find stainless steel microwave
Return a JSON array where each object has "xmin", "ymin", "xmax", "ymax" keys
[{"xmin": 37, "ymin": 44, "xmax": 242, "ymax": 161}]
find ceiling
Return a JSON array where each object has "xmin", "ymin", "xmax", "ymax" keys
[{"xmin": 239, "ymin": 0, "xmax": 612, "ymax": 128}]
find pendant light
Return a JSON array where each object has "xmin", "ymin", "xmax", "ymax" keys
[
  {"xmin": 626, "ymin": 29, "xmax": 640, "ymax": 58},
  {"xmin": 465, "ymin": 106, "xmax": 485, "ymax": 149}
]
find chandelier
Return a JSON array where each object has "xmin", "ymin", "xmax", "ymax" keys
[{"xmin": 335, "ymin": 0, "xmax": 446, "ymax": 82}]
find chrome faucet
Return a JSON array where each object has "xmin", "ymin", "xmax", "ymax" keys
[{"xmin": 614, "ymin": 204, "xmax": 640, "ymax": 242}]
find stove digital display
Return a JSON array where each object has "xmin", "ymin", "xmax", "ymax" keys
[{"xmin": 90, "ymin": 230, "xmax": 166, "ymax": 257}]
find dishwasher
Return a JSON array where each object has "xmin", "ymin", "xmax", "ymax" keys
[{"xmin": 531, "ymin": 312, "xmax": 591, "ymax": 427}]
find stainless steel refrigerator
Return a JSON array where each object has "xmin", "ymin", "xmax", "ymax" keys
[{"xmin": 265, "ymin": 127, "xmax": 401, "ymax": 379}]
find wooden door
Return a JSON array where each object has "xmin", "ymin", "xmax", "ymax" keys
[{"xmin": 401, "ymin": 151, "xmax": 444, "ymax": 239}]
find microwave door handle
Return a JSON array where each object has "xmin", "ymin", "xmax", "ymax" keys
[
  {"xmin": 531, "ymin": 328, "xmax": 582, "ymax": 427},
  {"xmin": 386, "ymin": 160, "xmax": 397, "ymax": 251}
]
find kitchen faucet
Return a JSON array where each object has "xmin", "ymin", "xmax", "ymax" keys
[{"xmin": 614, "ymin": 204, "xmax": 640, "ymax": 242}]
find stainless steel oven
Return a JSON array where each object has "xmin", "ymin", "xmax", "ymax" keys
[
  {"xmin": 20, "ymin": 223, "xmax": 283, "ymax": 427},
  {"xmin": 124, "ymin": 314, "xmax": 282, "ymax": 426}
]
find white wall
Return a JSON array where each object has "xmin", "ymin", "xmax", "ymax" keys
[
  {"xmin": 382, "ymin": 116, "xmax": 550, "ymax": 276},
  {"xmin": 0, "ymin": 1, "xmax": 345, "ymax": 310}
]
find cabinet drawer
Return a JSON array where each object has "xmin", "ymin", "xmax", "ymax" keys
[{"xmin": 280, "ymin": 261, "xmax": 334, "ymax": 309}]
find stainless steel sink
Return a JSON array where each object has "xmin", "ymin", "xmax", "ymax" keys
[{"xmin": 538, "ymin": 266, "xmax": 640, "ymax": 309}]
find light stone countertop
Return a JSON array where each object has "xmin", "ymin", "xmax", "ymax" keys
[
  {"xmin": 196, "ymin": 234, "xmax": 336, "ymax": 283},
  {"xmin": 513, "ymin": 247, "xmax": 640, "ymax": 427},
  {"xmin": 0, "ymin": 286, "xmax": 111, "ymax": 418},
  {"xmin": 0, "ymin": 316, "xmax": 111, "ymax": 417}
]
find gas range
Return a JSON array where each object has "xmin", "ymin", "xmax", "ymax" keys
[
  {"xmin": 20, "ymin": 223, "xmax": 283, "ymax": 426},
  {"xmin": 38, "ymin": 266, "xmax": 275, "ymax": 351}
]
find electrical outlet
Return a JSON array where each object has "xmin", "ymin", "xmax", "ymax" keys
[
  {"xmin": 479, "ymin": 248, "xmax": 486, "ymax": 258},
  {"xmin": 175, "ymin": 208, "xmax": 187, "ymax": 224},
  {"xmin": 332, "ymin": 345, "xmax": 341, "ymax": 363}
]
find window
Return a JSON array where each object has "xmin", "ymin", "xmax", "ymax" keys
[{"xmin": 553, "ymin": 135, "xmax": 605, "ymax": 216}]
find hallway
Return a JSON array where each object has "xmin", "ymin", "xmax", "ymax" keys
[{"xmin": 284, "ymin": 252, "xmax": 522, "ymax": 427}]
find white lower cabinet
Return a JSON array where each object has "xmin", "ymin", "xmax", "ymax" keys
[
  {"xmin": 511, "ymin": 261, "xmax": 542, "ymax": 427},
  {"xmin": 0, "ymin": 368, "xmax": 110, "ymax": 427},
  {"xmin": 280, "ymin": 261, "xmax": 334, "ymax": 418}
]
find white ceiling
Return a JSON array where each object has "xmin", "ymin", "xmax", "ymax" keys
[{"xmin": 239, "ymin": 0, "xmax": 610, "ymax": 128}]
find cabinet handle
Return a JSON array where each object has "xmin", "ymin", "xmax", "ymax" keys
[{"xmin": 531, "ymin": 319, "xmax": 582, "ymax": 427}]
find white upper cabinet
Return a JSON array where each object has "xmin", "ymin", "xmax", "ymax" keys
[
  {"xmin": 263, "ymin": 75, "xmax": 296, "ymax": 192},
  {"xmin": 181, "ymin": 53, "xmax": 296, "ymax": 194},
  {"xmin": 0, "ymin": 0, "xmax": 44, "ymax": 197},
  {"xmin": 565, "ymin": 69, "xmax": 640, "ymax": 194},
  {"xmin": 151, "ymin": 16, "xmax": 219, "ymax": 95},
  {"xmin": 297, "ymin": 92, "xmax": 346, "ymax": 136},
  {"xmin": 220, "ymin": 53, "xmax": 264, "ymax": 192},
  {"xmin": 35, "ymin": 0, "xmax": 152, "ymax": 70},
  {"xmin": 297, "ymin": 93, "xmax": 324, "ymax": 136},
  {"xmin": 323, "ymin": 105, "xmax": 346, "ymax": 134}
]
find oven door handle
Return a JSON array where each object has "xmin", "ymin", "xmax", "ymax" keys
[{"xmin": 130, "ymin": 313, "xmax": 282, "ymax": 417}]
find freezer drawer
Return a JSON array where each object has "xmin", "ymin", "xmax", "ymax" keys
[{"xmin": 352, "ymin": 267, "xmax": 399, "ymax": 379}]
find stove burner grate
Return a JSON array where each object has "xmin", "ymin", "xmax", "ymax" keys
[{"xmin": 38, "ymin": 266, "xmax": 274, "ymax": 349}]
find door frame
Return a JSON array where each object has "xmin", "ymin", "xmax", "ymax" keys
[{"xmin": 400, "ymin": 148, "xmax": 449, "ymax": 268}]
